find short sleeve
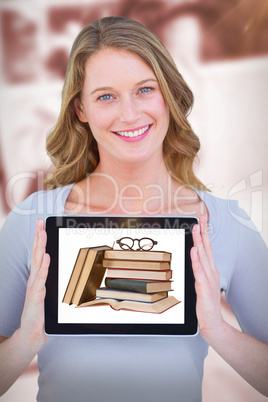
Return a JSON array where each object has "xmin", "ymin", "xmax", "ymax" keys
[
  {"xmin": 225, "ymin": 205, "xmax": 268, "ymax": 343},
  {"xmin": 0, "ymin": 195, "xmax": 35, "ymax": 337}
]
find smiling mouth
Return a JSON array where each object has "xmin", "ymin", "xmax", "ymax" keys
[{"xmin": 114, "ymin": 125, "xmax": 151, "ymax": 138}]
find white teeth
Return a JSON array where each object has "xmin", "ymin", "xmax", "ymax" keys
[{"xmin": 116, "ymin": 125, "xmax": 149, "ymax": 137}]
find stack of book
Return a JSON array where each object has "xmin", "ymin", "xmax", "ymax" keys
[{"xmin": 79, "ymin": 249, "xmax": 180, "ymax": 313}]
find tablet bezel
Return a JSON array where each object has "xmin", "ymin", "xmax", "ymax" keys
[{"xmin": 45, "ymin": 215, "xmax": 198, "ymax": 336}]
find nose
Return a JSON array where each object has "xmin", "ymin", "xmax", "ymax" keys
[{"xmin": 119, "ymin": 96, "xmax": 140, "ymax": 125}]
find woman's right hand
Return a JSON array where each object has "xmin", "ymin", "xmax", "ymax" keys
[
  {"xmin": 0, "ymin": 219, "xmax": 50, "ymax": 396},
  {"xmin": 19, "ymin": 218, "xmax": 50, "ymax": 354}
]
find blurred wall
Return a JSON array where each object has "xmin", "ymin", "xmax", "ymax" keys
[{"xmin": 0, "ymin": 1, "xmax": 267, "ymax": 401}]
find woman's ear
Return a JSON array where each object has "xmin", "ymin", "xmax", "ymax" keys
[{"xmin": 74, "ymin": 98, "xmax": 87, "ymax": 123}]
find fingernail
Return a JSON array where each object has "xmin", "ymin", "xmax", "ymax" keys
[
  {"xmin": 201, "ymin": 214, "xmax": 207, "ymax": 223},
  {"xmin": 194, "ymin": 224, "xmax": 200, "ymax": 233}
]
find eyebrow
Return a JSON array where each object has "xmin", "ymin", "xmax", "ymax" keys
[{"xmin": 89, "ymin": 78, "xmax": 158, "ymax": 96}]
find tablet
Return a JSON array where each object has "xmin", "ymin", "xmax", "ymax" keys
[{"xmin": 45, "ymin": 215, "xmax": 198, "ymax": 336}]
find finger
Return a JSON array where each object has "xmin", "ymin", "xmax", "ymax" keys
[
  {"xmin": 199, "ymin": 214, "xmax": 216, "ymax": 270},
  {"xmin": 28, "ymin": 253, "xmax": 50, "ymax": 309},
  {"xmin": 31, "ymin": 219, "xmax": 44, "ymax": 279},
  {"xmin": 34, "ymin": 253, "xmax": 50, "ymax": 296},
  {"xmin": 34, "ymin": 229, "xmax": 47, "ymax": 268},
  {"xmin": 192, "ymin": 224, "xmax": 212, "ymax": 280},
  {"xmin": 190, "ymin": 246, "xmax": 209, "ymax": 288},
  {"xmin": 29, "ymin": 229, "xmax": 47, "ymax": 287},
  {"xmin": 31, "ymin": 219, "xmax": 44, "ymax": 261}
]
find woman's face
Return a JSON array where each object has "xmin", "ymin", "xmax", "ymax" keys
[{"xmin": 75, "ymin": 47, "xmax": 169, "ymax": 165}]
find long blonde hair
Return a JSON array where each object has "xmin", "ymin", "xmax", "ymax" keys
[{"xmin": 46, "ymin": 16, "xmax": 207, "ymax": 191}]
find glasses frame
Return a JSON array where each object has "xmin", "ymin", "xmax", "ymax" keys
[{"xmin": 116, "ymin": 236, "xmax": 158, "ymax": 251}]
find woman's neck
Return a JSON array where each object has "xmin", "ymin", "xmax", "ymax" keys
[
  {"xmin": 91, "ymin": 156, "xmax": 174, "ymax": 215},
  {"xmin": 66, "ymin": 154, "xmax": 203, "ymax": 217},
  {"xmin": 68, "ymin": 154, "xmax": 180, "ymax": 215},
  {"xmin": 94, "ymin": 155, "xmax": 171, "ymax": 192}
]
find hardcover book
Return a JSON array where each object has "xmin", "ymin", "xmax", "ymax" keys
[
  {"xmin": 62, "ymin": 248, "xmax": 89, "ymax": 304},
  {"xmin": 105, "ymin": 278, "xmax": 173, "ymax": 294},
  {"xmin": 96, "ymin": 287, "xmax": 168, "ymax": 302},
  {"xmin": 62, "ymin": 245, "xmax": 111, "ymax": 306},
  {"xmin": 103, "ymin": 259, "xmax": 170, "ymax": 270},
  {"xmin": 106, "ymin": 268, "xmax": 172, "ymax": 281},
  {"xmin": 104, "ymin": 249, "xmax": 171, "ymax": 262}
]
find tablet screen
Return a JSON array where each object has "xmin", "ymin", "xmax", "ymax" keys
[{"xmin": 45, "ymin": 215, "xmax": 198, "ymax": 336}]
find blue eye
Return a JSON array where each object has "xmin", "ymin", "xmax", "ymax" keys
[
  {"xmin": 98, "ymin": 94, "xmax": 113, "ymax": 101},
  {"xmin": 139, "ymin": 87, "xmax": 153, "ymax": 93}
]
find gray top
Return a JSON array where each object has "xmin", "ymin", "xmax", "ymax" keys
[{"xmin": 0, "ymin": 185, "xmax": 267, "ymax": 402}]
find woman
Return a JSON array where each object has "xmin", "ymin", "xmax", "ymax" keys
[{"xmin": 0, "ymin": 16, "xmax": 267, "ymax": 401}]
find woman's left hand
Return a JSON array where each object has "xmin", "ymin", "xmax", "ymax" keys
[
  {"xmin": 190, "ymin": 214, "xmax": 268, "ymax": 396},
  {"xmin": 190, "ymin": 214, "xmax": 224, "ymax": 343}
]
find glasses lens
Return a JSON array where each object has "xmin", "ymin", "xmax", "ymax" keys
[
  {"xmin": 139, "ymin": 238, "xmax": 154, "ymax": 250},
  {"xmin": 119, "ymin": 237, "xmax": 133, "ymax": 250}
]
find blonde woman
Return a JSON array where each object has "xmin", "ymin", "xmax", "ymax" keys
[{"xmin": 0, "ymin": 17, "xmax": 267, "ymax": 401}]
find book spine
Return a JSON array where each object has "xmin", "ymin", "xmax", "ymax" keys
[
  {"xmin": 105, "ymin": 278, "xmax": 147, "ymax": 293},
  {"xmin": 104, "ymin": 250, "xmax": 171, "ymax": 261},
  {"xmin": 106, "ymin": 269, "xmax": 172, "ymax": 281},
  {"xmin": 103, "ymin": 259, "xmax": 170, "ymax": 270}
]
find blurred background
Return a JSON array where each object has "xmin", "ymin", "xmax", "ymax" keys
[{"xmin": 0, "ymin": 0, "xmax": 267, "ymax": 401}]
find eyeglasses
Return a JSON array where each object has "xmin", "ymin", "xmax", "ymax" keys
[{"xmin": 116, "ymin": 237, "xmax": 158, "ymax": 251}]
